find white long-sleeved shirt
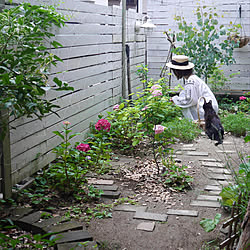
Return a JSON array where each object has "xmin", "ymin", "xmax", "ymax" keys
[{"xmin": 172, "ymin": 75, "xmax": 218, "ymax": 120}]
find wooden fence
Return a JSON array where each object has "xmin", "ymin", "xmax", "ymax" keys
[
  {"xmin": 146, "ymin": 0, "xmax": 250, "ymax": 92},
  {"xmin": 1, "ymin": 0, "xmax": 146, "ymax": 195}
]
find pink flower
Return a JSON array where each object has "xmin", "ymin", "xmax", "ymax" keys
[
  {"xmin": 95, "ymin": 119, "xmax": 111, "ymax": 132},
  {"xmin": 142, "ymin": 106, "xmax": 148, "ymax": 111},
  {"xmin": 153, "ymin": 125, "xmax": 166, "ymax": 134},
  {"xmin": 76, "ymin": 143, "xmax": 91, "ymax": 152},
  {"xmin": 239, "ymin": 96, "xmax": 246, "ymax": 101},
  {"xmin": 152, "ymin": 89, "xmax": 163, "ymax": 97},
  {"xmin": 113, "ymin": 104, "xmax": 120, "ymax": 110},
  {"xmin": 63, "ymin": 121, "xmax": 71, "ymax": 125},
  {"xmin": 150, "ymin": 84, "xmax": 162, "ymax": 92}
]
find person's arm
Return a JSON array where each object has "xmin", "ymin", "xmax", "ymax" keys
[{"xmin": 172, "ymin": 80, "xmax": 198, "ymax": 108}]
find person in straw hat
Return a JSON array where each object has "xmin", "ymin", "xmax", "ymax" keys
[{"xmin": 166, "ymin": 55, "xmax": 218, "ymax": 121}]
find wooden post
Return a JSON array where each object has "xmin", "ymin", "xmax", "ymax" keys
[
  {"xmin": 122, "ymin": 0, "xmax": 126, "ymax": 99},
  {"xmin": 0, "ymin": 109, "xmax": 12, "ymax": 199}
]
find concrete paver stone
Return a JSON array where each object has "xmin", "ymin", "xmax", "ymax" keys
[
  {"xmin": 207, "ymin": 173, "xmax": 233, "ymax": 181},
  {"xmin": 33, "ymin": 216, "xmax": 68, "ymax": 230},
  {"xmin": 207, "ymin": 190, "xmax": 222, "ymax": 195},
  {"xmin": 204, "ymin": 185, "xmax": 222, "ymax": 191},
  {"xmin": 207, "ymin": 168, "xmax": 230, "ymax": 174},
  {"xmin": 46, "ymin": 221, "xmax": 84, "ymax": 233},
  {"xmin": 199, "ymin": 158, "xmax": 222, "ymax": 162},
  {"xmin": 181, "ymin": 148, "xmax": 196, "ymax": 151},
  {"xmin": 134, "ymin": 211, "xmax": 168, "ymax": 222},
  {"xmin": 167, "ymin": 209, "xmax": 198, "ymax": 217},
  {"xmin": 87, "ymin": 179, "xmax": 114, "ymax": 185},
  {"xmin": 101, "ymin": 190, "xmax": 121, "ymax": 199},
  {"xmin": 54, "ymin": 230, "xmax": 93, "ymax": 244},
  {"xmin": 182, "ymin": 144, "xmax": 194, "ymax": 147},
  {"xmin": 190, "ymin": 200, "xmax": 221, "ymax": 208},
  {"xmin": 137, "ymin": 222, "xmax": 156, "ymax": 232},
  {"xmin": 201, "ymin": 161, "xmax": 224, "ymax": 167},
  {"xmin": 114, "ymin": 205, "xmax": 147, "ymax": 213},
  {"xmin": 196, "ymin": 195, "xmax": 221, "ymax": 202},
  {"xmin": 9, "ymin": 207, "xmax": 33, "ymax": 221},
  {"xmin": 94, "ymin": 184, "xmax": 118, "ymax": 191},
  {"xmin": 216, "ymin": 150, "xmax": 237, "ymax": 154},
  {"xmin": 186, "ymin": 152, "xmax": 209, "ymax": 156}
]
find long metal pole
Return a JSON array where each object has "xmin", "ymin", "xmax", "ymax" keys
[{"xmin": 122, "ymin": 0, "xmax": 126, "ymax": 99}]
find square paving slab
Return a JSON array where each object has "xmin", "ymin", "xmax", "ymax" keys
[{"xmin": 137, "ymin": 222, "xmax": 155, "ymax": 232}]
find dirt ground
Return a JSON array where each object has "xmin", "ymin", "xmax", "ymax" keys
[{"xmin": 87, "ymin": 134, "xmax": 249, "ymax": 250}]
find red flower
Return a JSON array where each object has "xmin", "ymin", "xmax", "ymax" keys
[
  {"xmin": 95, "ymin": 119, "xmax": 111, "ymax": 132},
  {"xmin": 239, "ymin": 96, "xmax": 246, "ymax": 101},
  {"xmin": 76, "ymin": 143, "xmax": 91, "ymax": 152}
]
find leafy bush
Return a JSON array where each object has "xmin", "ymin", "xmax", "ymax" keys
[
  {"xmin": 171, "ymin": 5, "xmax": 239, "ymax": 82},
  {"xmin": 220, "ymin": 157, "xmax": 250, "ymax": 217},
  {"xmin": 221, "ymin": 113, "xmax": 250, "ymax": 136},
  {"xmin": 162, "ymin": 156, "xmax": 193, "ymax": 191},
  {"xmin": 107, "ymin": 102, "xmax": 144, "ymax": 151},
  {"xmin": 164, "ymin": 118, "xmax": 202, "ymax": 142},
  {"xmin": 0, "ymin": 3, "xmax": 73, "ymax": 137}
]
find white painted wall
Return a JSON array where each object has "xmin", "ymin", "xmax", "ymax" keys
[{"xmin": 7, "ymin": 0, "xmax": 146, "ymax": 185}]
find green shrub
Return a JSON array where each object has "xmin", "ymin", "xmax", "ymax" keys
[
  {"xmin": 0, "ymin": 3, "xmax": 73, "ymax": 138},
  {"xmin": 220, "ymin": 157, "xmax": 249, "ymax": 218},
  {"xmin": 221, "ymin": 113, "xmax": 250, "ymax": 136},
  {"xmin": 165, "ymin": 118, "xmax": 202, "ymax": 142}
]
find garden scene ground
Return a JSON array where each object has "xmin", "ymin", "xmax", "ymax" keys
[
  {"xmin": 2, "ymin": 131, "xmax": 248, "ymax": 250},
  {"xmin": 86, "ymin": 133, "xmax": 248, "ymax": 250}
]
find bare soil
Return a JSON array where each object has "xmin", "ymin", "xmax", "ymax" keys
[{"xmin": 87, "ymin": 134, "xmax": 249, "ymax": 250}]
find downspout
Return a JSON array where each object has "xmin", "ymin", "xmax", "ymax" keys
[{"xmin": 122, "ymin": 0, "xmax": 126, "ymax": 99}]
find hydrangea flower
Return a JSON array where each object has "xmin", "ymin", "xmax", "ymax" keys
[
  {"xmin": 63, "ymin": 121, "xmax": 71, "ymax": 125},
  {"xmin": 76, "ymin": 143, "xmax": 91, "ymax": 152},
  {"xmin": 152, "ymin": 89, "xmax": 163, "ymax": 97},
  {"xmin": 95, "ymin": 119, "xmax": 111, "ymax": 132},
  {"xmin": 113, "ymin": 104, "xmax": 120, "ymax": 110},
  {"xmin": 150, "ymin": 84, "xmax": 162, "ymax": 92},
  {"xmin": 239, "ymin": 96, "xmax": 246, "ymax": 101},
  {"xmin": 153, "ymin": 125, "xmax": 166, "ymax": 134}
]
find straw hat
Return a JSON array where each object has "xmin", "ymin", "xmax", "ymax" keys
[{"xmin": 166, "ymin": 55, "xmax": 194, "ymax": 70}]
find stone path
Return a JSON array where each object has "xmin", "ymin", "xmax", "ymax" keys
[{"xmin": 97, "ymin": 134, "xmax": 237, "ymax": 234}]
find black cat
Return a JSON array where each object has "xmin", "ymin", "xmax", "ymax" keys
[{"xmin": 203, "ymin": 100, "xmax": 224, "ymax": 146}]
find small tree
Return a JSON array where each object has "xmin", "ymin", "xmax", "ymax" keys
[
  {"xmin": 0, "ymin": 3, "xmax": 73, "ymax": 138},
  {"xmin": 171, "ymin": 5, "xmax": 239, "ymax": 82}
]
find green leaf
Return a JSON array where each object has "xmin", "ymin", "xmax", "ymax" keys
[
  {"xmin": 53, "ymin": 131, "xmax": 64, "ymax": 140},
  {"xmin": 200, "ymin": 213, "xmax": 221, "ymax": 232}
]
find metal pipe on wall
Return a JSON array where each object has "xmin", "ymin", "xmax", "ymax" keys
[{"xmin": 122, "ymin": 0, "xmax": 126, "ymax": 99}]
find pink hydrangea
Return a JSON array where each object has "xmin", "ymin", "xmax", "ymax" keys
[
  {"xmin": 150, "ymin": 84, "xmax": 162, "ymax": 92},
  {"xmin": 239, "ymin": 96, "xmax": 246, "ymax": 101},
  {"xmin": 152, "ymin": 89, "xmax": 163, "ymax": 97},
  {"xmin": 95, "ymin": 119, "xmax": 111, "ymax": 132},
  {"xmin": 153, "ymin": 125, "xmax": 166, "ymax": 134},
  {"xmin": 76, "ymin": 143, "xmax": 91, "ymax": 152},
  {"xmin": 63, "ymin": 121, "xmax": 71, "ymax": 125},
  {"xmin": 113, "ymin": 104, "xmax": 120, "ymax": 110}
]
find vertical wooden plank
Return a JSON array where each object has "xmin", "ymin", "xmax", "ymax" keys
[
  {"xmin": 0, "ymin": 0, "xmax": 4, "ymax": 11},
  {"xmin": 0, "ymin": 109, "xmax": 12, "ymax": 199}
]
